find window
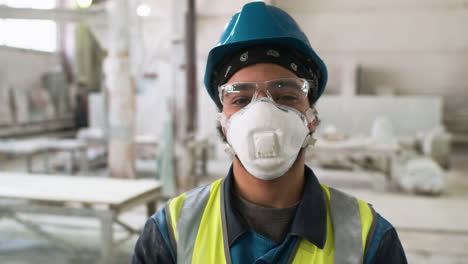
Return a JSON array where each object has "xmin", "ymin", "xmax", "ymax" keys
[
  {"xmin": 1, "ymin": 0, "xmax": 56, "ymax": 10},
  {"xmin": 0, "ymin": 0, "xmax": 57, "ymax": 52}
]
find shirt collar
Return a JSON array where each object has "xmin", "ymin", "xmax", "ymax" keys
[{"xmin": 223, "ymin": 165, "xmax": 327, "ymax": 249}]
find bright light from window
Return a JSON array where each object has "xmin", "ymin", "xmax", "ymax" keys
[
  {"xmin": 1, "ymin": 1, "xmax": 7, "ymax": 46},
  {"xmin": 0, "ymin": 20, "xmax": 5, "ymax": 45},
  {"xmin": 3, "ymin": 19, "xmax": 57, "ymax": 52},
  {"xmin": 2, "ymin": 0, "xmax": 56, "ymax": 9},
  {"xmin": 76, "ymin": 0, "xmax": 93, "ymax": 9},
  {"xmin": 136, "ymin": 4, "xmax": 151, "ymax": 17},
  {"xmin": 0, "ymin": 0, "xmax": 57, "ymax": 52}
]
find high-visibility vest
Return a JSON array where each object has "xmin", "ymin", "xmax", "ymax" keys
[{"xmin": 165, "ymin": 178, "xmax": 375, "ymax": 264}]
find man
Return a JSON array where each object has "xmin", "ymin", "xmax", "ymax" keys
[{"xmin": 133, "ymin": 2, "xmax": 407, "ymax": 263}]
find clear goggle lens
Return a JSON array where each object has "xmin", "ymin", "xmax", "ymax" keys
[{"xmin": 218, "ymin": 78, "xmax": 314, "ymax": 108}]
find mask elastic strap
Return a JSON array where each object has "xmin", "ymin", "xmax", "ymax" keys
[
  {"xmin": 305, "ymin": 107, "xmax": 317, "ymax": 124},
  {"xmin": 302, "ymin": 107, "xmax": 318, "ymax": 148},
  {"xmin": 301, "ymin": 133, "xmax": 316, "ymax": 148},
  {"xmin": 223, "ymin": 144, "xmax": 235, "ymax": 155}
]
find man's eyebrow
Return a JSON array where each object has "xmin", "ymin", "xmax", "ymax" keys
[
  {"xmin": 233, "ymin": 83, "xmax": 255, "ymax": 90},
  {"xmin": 269, "ymin": 79, "xmax": 298, "ymax": 86}
]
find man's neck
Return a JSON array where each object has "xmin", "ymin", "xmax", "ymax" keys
[{"xmin": 232, "ymin": 153, "xmax": 306, "ymax": 209}]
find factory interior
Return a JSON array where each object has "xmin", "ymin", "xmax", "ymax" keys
[{"xmin": 0, "ymin": 0, "xmax": 467, "ymax": 263}]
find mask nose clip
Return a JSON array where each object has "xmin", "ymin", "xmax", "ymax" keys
[{"xmin": 255, "ymin": 97, "xmax": 272, "ymax": 103}]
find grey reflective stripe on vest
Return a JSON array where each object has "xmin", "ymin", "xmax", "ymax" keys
[
  {"xmin": 175, "ymin": 184, "xmax": 211, "ymax": 263},
  {"xmin": 220, "ymin": 179, "xmax": 232, "ymax": 264},
  {"xmin": 329, "ymin": 187, "xmax": 363, "ymax": 264}
]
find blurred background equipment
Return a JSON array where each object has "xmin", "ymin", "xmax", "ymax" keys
[{"xmin": 0, "ymin": 0, "xmax": 467, "ymax": 263}]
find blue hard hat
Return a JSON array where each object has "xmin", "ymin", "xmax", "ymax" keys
[{"xmin": 204, "ymin": 1, "xmax": 328, "ymax": 106}]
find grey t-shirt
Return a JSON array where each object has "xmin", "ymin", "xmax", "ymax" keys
[{"xmin": 232, "ymin": 192, "xmax": 299, "ymax": 244}]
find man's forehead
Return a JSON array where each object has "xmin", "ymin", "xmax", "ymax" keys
[{"xmin": 226, "ymin": 63, "xmax": 297, "ymax": 83}]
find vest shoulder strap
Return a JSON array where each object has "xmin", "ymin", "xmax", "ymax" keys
[
  {"xmin": 329, "ymin": 187, "xmax": 365, "ymax": 264},
  {"xmin": 165, "ymin": 178, "xmax": 225, "ymax": 264},
  {"xmin": 290, "ymin": 186, "xmax": 373, "ymax": 264}
]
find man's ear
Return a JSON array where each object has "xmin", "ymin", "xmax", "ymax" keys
[
  {"xmin": 309, "ymin": 117, "xmax": 319, "ymax": 133},
  {"xmin": 305, "ymin": 107, "xmax": 319, "ymax": 133}
]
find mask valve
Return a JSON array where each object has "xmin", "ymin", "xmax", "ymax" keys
[{"xmin": 253, "ymin": 131, "xmax": 278, "ymax": 159}]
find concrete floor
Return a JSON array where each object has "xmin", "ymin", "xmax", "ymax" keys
[{"xmin": 0, "ymin": 147, "xmax": 467, "ymax": 263}]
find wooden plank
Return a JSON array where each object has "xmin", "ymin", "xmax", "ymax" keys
[
  {"xmin": 0, "ymin": 201, "xmax": 104, "ymax": 218},
  {"xmin": 45, "ymin": 139, "xmax": 88, "ymax": 151},
  {"xmin": 113, "ymin": 189, "xmax": 160, "ymax": 214},
  {"xmin": 0, "ymin": 140, "xmax": 50, "ymax": 155},
  {"xmin": 0, "ymin": 172, "xmax": 162, "ymax": 206}
]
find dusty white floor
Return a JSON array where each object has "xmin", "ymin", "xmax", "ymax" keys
[{"xmin": 0, "ymin": 146, "xmax": 467, "ymax": 264}]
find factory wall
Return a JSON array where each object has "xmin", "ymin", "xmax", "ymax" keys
[{"xmin": 275, "ymin": 0, "xmax": 468, "ymax": 139}]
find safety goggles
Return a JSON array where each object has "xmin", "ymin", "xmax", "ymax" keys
[{"xmin": 218, "ymin": 77, "xmax": 315, "ymax": 109}]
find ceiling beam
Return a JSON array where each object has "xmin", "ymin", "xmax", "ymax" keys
[{"xmin": 0, "ymin": 6, "xmax": 105, "ymax": 23}]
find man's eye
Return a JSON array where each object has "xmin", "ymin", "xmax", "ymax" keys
[
  {"xmin": 275, "ymin": 95, "xmax": 298, "ymax": 102},
  {"xmin": 232, "ymin": 98, "xmax": 250, "ymax": 105},
  {"xmin": 275, "ymin": 82, "xmax": 285, "ymax": 88}
]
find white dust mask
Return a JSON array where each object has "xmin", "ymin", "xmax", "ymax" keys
[{"xmin": 219, "ymin": 98, "xmax": 316, "ymax": 180}]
